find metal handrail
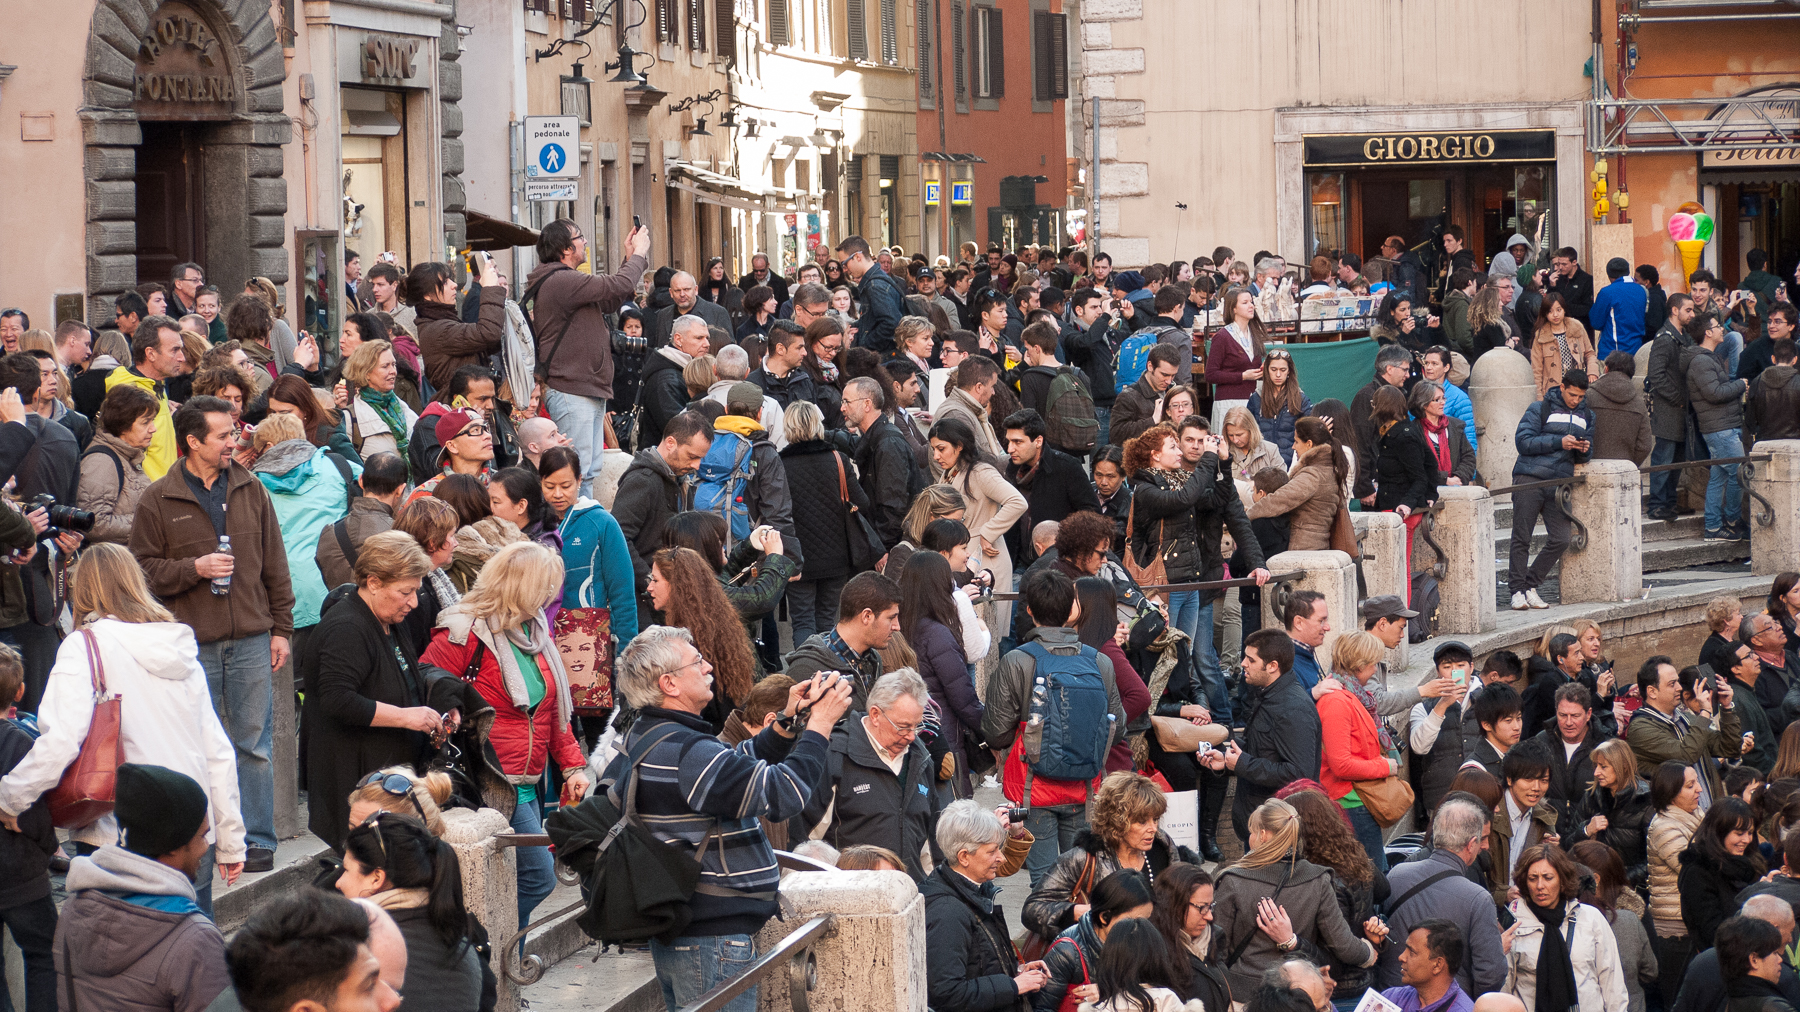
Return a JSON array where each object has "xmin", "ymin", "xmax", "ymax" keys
[
  {"xmin": 988, "ymin": 570, "xmax": 1308, "ymax": 602},
  {"xmin": 1638, "ymin": 453, "xmax": 1770, "ymax": 475},
  {"xmin": 675, "ymin": 914, "xmax": 838, "ymax": 1012},
  {"xmin": 1489, "ymin": 475, "xmax": 1588, "ymax": 497}
]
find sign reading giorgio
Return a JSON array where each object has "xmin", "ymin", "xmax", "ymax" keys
[
  {"xmin": 1303, "ymin": 129, "xmax": 1556, "ymax": 168},
  {"xmin": 133, "ymin": 2, "xmax": 239, "ymax": 119}
]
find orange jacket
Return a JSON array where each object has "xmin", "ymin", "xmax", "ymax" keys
[{"xmin": 1316, "ymin": 689, "xmax": 1392, "ymax": 801}]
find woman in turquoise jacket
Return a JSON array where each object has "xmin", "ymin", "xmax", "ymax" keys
[
  {"xmin": 249, "ymin": 413, "xmax": 361, "ymax": 653},
  {"xmin": 541, "ymin": 445, "xmax": 638, "ymax": 744}
]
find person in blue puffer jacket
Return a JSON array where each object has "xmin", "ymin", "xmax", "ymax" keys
[
  {"xmin": 249, "ymin": 413, "xmax": 361, "ymax": 639},
  {"xmin": 1507, "ymin": 370, "xmax": 1595, "ymax": 611},
  {"xmin": 1245, "ymin": 349, "xmax": 1312, "ymax": 464}
]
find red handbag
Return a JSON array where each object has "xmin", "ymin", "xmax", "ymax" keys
[{"xmin": 47, "ymin": 629, "xmax": 123, "ymax": 829}]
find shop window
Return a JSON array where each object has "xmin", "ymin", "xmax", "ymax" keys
[
  {"xmin": 341, "ymin": 88, "xmax": 407, "ymax": 266},
  {"xmin": 1032, "ymin": 11, "xmax": 1066, "ymax": 101},
  {"xmin": 1307, "ymin": 172, "xmax": 1344, "ymax": 257},
  {"xmin": 975, "ymin": 6, "xmax": 1002, "ymax": 99},
  {"xmin": 296, "ymin": 230, "xmax": 340, "ymax": 354}
]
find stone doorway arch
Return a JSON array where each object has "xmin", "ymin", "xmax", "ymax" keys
[{"xmin": 82, "ymin": 0, "xmax": 290, "ymax": 322}]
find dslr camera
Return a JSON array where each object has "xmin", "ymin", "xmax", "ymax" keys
[{"xmin": 31, "ymin": 494, "xmax": 96, "ymax": 537}]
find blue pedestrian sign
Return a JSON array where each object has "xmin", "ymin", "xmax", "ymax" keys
[{"xmin": 524, "ymin": 116, "xmax": 580, "ymax": 180}]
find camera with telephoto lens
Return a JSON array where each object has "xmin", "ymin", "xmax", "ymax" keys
[
  {"xmin": 1004, "ymin": 806, "xmax": 1029, "ymax": 825},
  {"xmin": 31, "ymin": 494, "xmax": 95, "ymax": 536}
]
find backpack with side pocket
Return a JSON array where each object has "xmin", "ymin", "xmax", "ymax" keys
[
  {"xmin": 1043, "ymin": 366, "xmax": 1099, "ymax": 455},
  {"xmin": 692, "ymin": 430, "xmax": 755, "ymax": 546},
  {"xmin": 1016, "ymin": 641, "xmax": 1113, "ymax": 801},
  {"xmin": 1408, "ymin": 570, "xmax": 1440, "ymax": 644},
  {"xmin": 1114, "ymin": 329, "xmax": 1159, "ymax": 387}
]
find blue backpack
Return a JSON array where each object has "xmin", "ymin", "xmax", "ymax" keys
[
  {"xmin": 1114, "ymin": 329, "xmax": 1161, "ymax": 387},
  {"xmin": 1018, "ymin": 642, "xmax": 1113, "ymax": 796},
  {"xmin": 693, "ymin": 431, "xmax": 756, "ymax": 546}
]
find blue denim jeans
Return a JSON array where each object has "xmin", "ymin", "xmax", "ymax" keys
[
  {"xmin": 1170, "ymin": 592, "xmax": 1230, "ymax": 725},
  {"xmin": 197, "ymin": 632, "xmax": 275, "ymax": 853},
  {"xmin": 1648, "ymin": 435, "xmax": 1685, "ymax": 513},
  {"xmin": 650, "ymin": 934, "xmax": 758, "ymax": 1012},
  {"xmin": 544, "ymin": 389, "xmax": 608, "ymax": 497},
  {"xmin": 1093, "ymin": 404, "xmax": 1111, "ymax": 452},
  {"xmin": 1344, "ymin": 803, "xmax": 1389, "ymax": 874},
  {"xmin": 1023, "ymin": 803, "xmax": 1089, "ymax": 890},
  {"xmin": 1722, "ymin": 330, "xmax": 1743, "ymax": 380},
  {"xmin": 509, "ymin": 789, "xmax": 556, "ymax": 932},
  {"xmin": 1702, "ymin": 428, "xmax": 1744, "ymax": 531}
]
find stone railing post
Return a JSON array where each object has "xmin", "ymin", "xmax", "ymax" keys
[
  {"xmin": 1353, "ymin": 512, "xmax": 1408, "ymax": 671},
  {"xmin": 1471, "ymin": 348, "xmax": 1537, "ymax": 489},
  {"xmin": 1750, "ymin": 440, "xmax": 1800, "ymax": 576},
  {"xmin": 439, "ymin": 808, "xmax": 520, "ymax": 1012},
  {"xmin": 1561, "ymin": 460, "xmax": 1643, "ymax": 604},
  {"xmin": 1259, "ymin": 550, "xmax": 1356, "ymax": 673},
  {"xmin": 754, "ymin": 871, "xmax": 925, "ymax": 1012},
  {"xmin": 273, "ymin": 657, "xmax": 300, "ymax": 840},
  {"xmin": 1434, "ymin": 485, "xmax": 1496, "ymax": 634}
]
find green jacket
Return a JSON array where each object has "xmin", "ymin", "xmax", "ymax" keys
[
  {"xmin": 1442, "ymin": 289, "xmax": 1474, "ymax": 357},
  {"xmin": 0, "ymin": 500, "xmax": 39, "ymax": 628},
  {"xmin": 1625, "ymin": 701, "xmax": 1742, "ymax": 806}
]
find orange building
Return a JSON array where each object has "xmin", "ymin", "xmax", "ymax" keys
[
  {"xmin": 1593, "ymin": 0, "xmax": 1800, "ymax": 293},
  {"xmin": 915, "ymin": 0, "xmax": 1071, "ymax": 262}
]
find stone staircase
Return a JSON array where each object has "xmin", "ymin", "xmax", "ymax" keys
[{"xmin": 1487, "ymin": 504, "xmax": 1752, "ymax": 576}]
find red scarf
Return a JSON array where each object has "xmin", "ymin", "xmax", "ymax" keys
[{"xmin": 1421, "ymin": 414, "xmax": 1454, "ymax": 475}]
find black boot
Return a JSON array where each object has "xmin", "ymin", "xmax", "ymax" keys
[{"xmin": 1199, "ymin": 768, "xmax": 1228, "ymax": 862}]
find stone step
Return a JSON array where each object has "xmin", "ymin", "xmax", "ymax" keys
[
  {"xmin": 516, "ymin": 943, "xmax": 663, "ymax": 1012},
  {"xmin": 214, "ymin": 832, "xmax": 334, "ymax": 934},
  {"xmin": 1492, "ymin": 534, "xmax": 1750, "ymax": 574},
  {"xmin": 523, "ymin": 880, "xmax": 593, "ymax": 971},
  {"xmin": 1490, "ymin": 514, "xmax": 1703, "ymax": 554}
]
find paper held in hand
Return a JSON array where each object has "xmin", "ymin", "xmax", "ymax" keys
[{"xmin": 1352, "ymin": 991, "xmax": 1403, "ymax": 1012}]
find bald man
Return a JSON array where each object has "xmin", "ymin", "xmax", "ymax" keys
[
  {"xmin": 648, "ymin": 269, "xmax": 731, "ymax": 352},
  {"xmin": 517, "ymin": 415, "xmax": 573, "ymax": 469},
  {"xmin": 1672, "ymin": 893, "xmax": 1800, "ymax": 1012},
  {"xmin": 1471, "ymin": 996, "xmax": 1526, "ymax": 1012},
  {"xmin": 354, "ymin": 897, "xmax": 408, "ymax": 1005}
]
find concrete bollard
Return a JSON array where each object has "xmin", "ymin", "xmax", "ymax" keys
[
  {"xmin": 1470, "ymin": 350, "xmax": 1537, "ymax": 491},
  {"xmin": 439, "ymin": 808, "xmax": 521, "ymax": 1012},
  {"xmin": 754, "ymin": 870, "xmax": 925, "ymax": 1012},
  {"xmin": 1561, "ymin": 460, "xmax": 1644, "ymax": 604},
  {"xmin": 1750, "ymin": 439, "xmax": 1800, "ymax": 576},
  {"xmin": 1260, "ymin": 550, "xmax": 1356, "ymax": 673},
  {"xmin": 1435, "ymin": 485, "xmax": 1497, "ymax": 634},
  {"xmin": 593, "ymin": 448, "xmax": 633, "ymax": 509},
  {"xmin": 1353, "ymin": 512, "xmax": 1409, "ymax": 672}
]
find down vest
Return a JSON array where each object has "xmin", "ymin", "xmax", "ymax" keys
[
  {"xmin": 1648, "ymin": 806, "xmax": 1702, "ymax": 935},
  {"xmin": 421, "ymin": 607, "xmax": 586, "ymax": 783}
]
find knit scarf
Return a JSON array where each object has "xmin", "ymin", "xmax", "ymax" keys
[
  {"xmin": 1345, "ymin": 673, "xmax": 1397, "ymax": 752},
  {"xmin": 482, "ymin": 612, "xmax": 572, "ymax": 732},
  {"xmin": 361, "ymin": 387, "xmax": 410, "ymax": 459},
  {"xmin": 1524, "ymin": 898, "xmax": 1580, "ymax": 1012},
  {"xmin": 368, "ymin": 887, "xmax": 431, "ymax": 912},
  {"xmin": 1421, "ymin": 414, "xmax": 1454, "ymax": 474}
]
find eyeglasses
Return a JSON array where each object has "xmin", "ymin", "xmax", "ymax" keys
[
  {"xmin": 875, "ymin": 708, "xmax": 920, "ymax": 738},
  {"xmin": 456, "ymin": 424, "xmax": 490, "ymax": 438},
  {"xmin": 357, "ymin": 771, "xmax": 430, "ymax": 823},
  {"xmin": 650, "ymin": 655, "xmax": 708, "ymax": 681},
  {"xmin": 1266, "ymin": 351, "xmax": 1292, "ymax": 361},
  {"xmin": 1188, "ymin": 901, "xmax": 1215, "ymax": 916}
]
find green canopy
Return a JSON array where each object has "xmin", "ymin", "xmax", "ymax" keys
[{"xmin": 1268, "ymin": 337, "xmax": 1377, "ymax": 407}]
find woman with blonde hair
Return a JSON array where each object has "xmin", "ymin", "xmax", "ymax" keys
[
  {"xmin": 1221, "ymin": 405, "xmax": 1283, "ymax": 485},
  {"xmin": 0, "ymin": 543, "xmax": 248, "ymax": 914},
  {"xmin": 1315, "ymin": 630, "xmax": 1401, "ymax": 872},
  {"xmin": 1470, "ymin": 281, "xmax": 1513, "ymax": 359},
  {"xmin": 1565, "ymin": 737, "xmax": 1653, "ymax": 874},
  {"xmin": 1210, "ymin": 798, "xmax": 1382, "ymax": 997},
  {"xmin": 420, "ymin": 539, "xmax": 586, "ymax": 930},
  {"xmin": 884, "ymin": 483, "xmax": 970, "ymax": 579},
  {"xmin": 345, "ymin": 765, "xmax": 454, "ymax": 837},
  {"xmin": 683, "ymin": 353, "xmax": 717, "ymax": 401},
  {"xmin": 342, "ymin": 338, "xmax": 418, "ymax": 460}
]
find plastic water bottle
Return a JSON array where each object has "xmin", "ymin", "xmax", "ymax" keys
[{"xmin": 210, "ymin": 536, "xmax": 232, "ymax": 595}]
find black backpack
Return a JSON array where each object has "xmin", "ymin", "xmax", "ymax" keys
[{"xmin": 1408, "ymin": 572, "xmax": 1440, "ymax": 644}]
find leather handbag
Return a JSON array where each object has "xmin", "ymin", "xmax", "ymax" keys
[
  {"xmin": 47, "ymin": 629, "xmax": 122, "ymax": 829},
  {"xmin": 1329, "ymin": 501, "xmax": 1358, "ymax": 557},
  {"xmin": 1352, "ymin": 774, "xmax": 1416, "ymax": 828},
  {"xmin": 835, "ymin": 452, "xmax": 886, "ymax": 572},
  {"xmin": 1149, "ymin": 715, "xmax": 1230, "ymax": 753},
  {"xmin": 1122, "ymin": 496, "xmax": 1168, "ymax": 603}
]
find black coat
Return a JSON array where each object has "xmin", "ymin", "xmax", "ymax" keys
[
  {"xmin": 1373, "ymin": 419, "xmax": 1439, "ymax": 513},
  {"xmin": 1563, "ymin": 778, "xmax": 1652, "ymax": 874},
  {"xmin": 1192, "ymin": 457, "xmax": 1264, "ymax": 605},
  {"xmin": 749, "ymin": 366, "xmax": 820, "ymax": 411},
  {"xmin": 1549, "ymin": 267, "xmax": 1596, "ymax": 324},
  {"xmin": 1097, "ymin": 486, "xmax": 1131, "ymax": 556},
  {"xmin": 1680, "ymin": 848, "xmax": 1765, "ymax": 947},
  {"xmin": 778, "ymin": 440, "xmax": 870, "ymax": 581},
  {"xmin": 1008, "ymin": 447, "xmax": 1102, "ymax": 560},
  {"xmin": 1231, "ymin": 670, "xmax": 1322, "ymax": 837},
  {"xmin": 300, "ymin": 589, "xmax": 476, "ymax": 850},
  {"xmin": 1064, "ymin": 315, "xmax": 1118, "ymax": 406},
  {"xmin": 922, "ymin": 865, "xmax": 1027, "ymax": 1012},
  {"xmin": 1527, "ymin": 726, "xmax": 1600, "ymax": 809},
  {"xmin": 1128, "ymin": 460, "xmax": 1215, "ymax": 583},
  {"xmin": 801, "ymin": 714, "xmax": 943, "ymax": 881},
  {"xmin": 614, "ymin": 448, "xmax": 693, "ymax": 629},
  {"xmin": 852, "ymin": 415, "xmax": 924, "ymax": 550},
  {"xmin": 635, "ymin": 350, "xmax": 691, "ymax": 448}
]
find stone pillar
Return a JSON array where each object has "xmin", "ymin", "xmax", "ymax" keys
[
  {"xmin": 440, "ymin": 808, "xmax": 521, "ymax": 1012},
  {"xmin": 1561, "ymin": 459, "xmax": 1643, "ymax": 604},
  {"xmin": 754, "ymin": 871, "xmax": 925, "ymax": 1012},
  {"xmin": 1353, "ymin": 511, "xmax": 1408, "ymax": 672},
  {"xmin": 594, "ymin": 448, "xmax": 633, "ymax": 508},
  {"xmin": 1750, "ymin": 440, "xmax": 1800, "ymax": 576},
  {"xmin": 1259, "ymin": 550, "xmax": 1356, "ymax": 674},
  {"xmin": 273, "ymin": 657, "xmax": 299, "ymax": 840},
  {"xmin": 1436, "ymin": 485, "xmax": 1496, "ymax": 634},
  {"xmin": 1470, "ymin": 349, "xmax": 1537, "ymax": 491}
]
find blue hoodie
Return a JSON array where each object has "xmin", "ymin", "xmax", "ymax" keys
[
  {"xmin": 1590, "ymin": 276, "xmax": 1648, "ymax": 357},
  {"xmin": 558, "ymin": 497, "xmax": 640, "ymax": 646}
]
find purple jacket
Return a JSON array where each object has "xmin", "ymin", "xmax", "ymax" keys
[{"xmin": 1381, "ymin": 983, "xmax": 1474, "ymax": 1012}]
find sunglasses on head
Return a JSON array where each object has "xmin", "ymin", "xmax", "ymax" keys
[{"xmin": 357, "ymin": 771, "xmax": 430, "ymax": 824}]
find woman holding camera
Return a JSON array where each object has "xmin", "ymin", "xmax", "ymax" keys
[
  {"xmin": 77, "ymin": 383, "xmax": 160, "ymax": 545},
  {"xmin": 406, "ymin": 259, "xmax": 506, "ymax": 395}
]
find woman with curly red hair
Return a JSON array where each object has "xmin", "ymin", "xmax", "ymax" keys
[{"xmin": 646, "ymin": 546, "xmax": 757, "ymax": 733}]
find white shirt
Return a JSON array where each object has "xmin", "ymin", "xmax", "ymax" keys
[
  {"xmin": 1507, "ymin": 792, "xmax": 1532, "ymax": 876},
  {"xmin": 861, "ymin": 717, "xmax": 905, "ymax": 775},
  {"xmin": 1564, "ymin": 738, "xmax": 1583, "ymax": 763}
]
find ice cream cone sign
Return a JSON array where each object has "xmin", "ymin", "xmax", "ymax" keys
[{"xmin": 1668, "ymin": 203, "xmax": 1714, "ymax": 289}]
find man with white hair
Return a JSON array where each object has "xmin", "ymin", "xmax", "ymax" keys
[
  {"xmin": 1266, "ymin": 959, "xmax": 1331, "ymax": 1012},
  {"xmin": 637, "ymin": 314, "xmax": 712, "ymax": 447},
  {"xmin": 707, "ymin": 344, "xmax": 786, "ymax": 448},
  {"xmin": 608, "ymin": 625, "xmax": 851, "ymax": 1012},
  {"xmin": 1672, "ymin": 893, "xmax": 1800, "ymax": 1012},
  {"xmin": 801, "ymin": 669, "xmax": 943, "ymax": 881},
  {"xmin": 1377, "ymin": 795, "xmax": 1507, "ymax": 997},
  {"xmin": 516, "ymin": 415, "xmax": 573, "ymax": 470},
  {"xmin": 921, "ymin": 800, "xmax": 1047, "ymax": 1012},
  {"xmin": 648, "ymin": 270, "xmax": 731, "ymax": 352}
]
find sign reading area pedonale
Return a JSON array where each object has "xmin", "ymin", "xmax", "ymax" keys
[
  {"xmin": 134, "ymin": 2, "xmax": 238, "ymax": 119},
  {"xmin": 1303, "ymin": 129, "xmax": 1556, "ymax": 167}
]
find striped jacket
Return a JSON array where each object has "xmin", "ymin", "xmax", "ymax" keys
[{"xmin": 611, "ymin": 707, "xmax": 829, "ymax": 937}]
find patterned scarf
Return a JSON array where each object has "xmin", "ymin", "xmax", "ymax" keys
[
  {"xmin": 1346, "ymin": 672, "xmax": 1398, "ymax": 752},
  {"xmin": 361, "ymin": 387, "xmax": 410, "ymax": 459},
  {"xmin": 1553, "ymin": 329, "xmax": 1575, "ymax": 373}
]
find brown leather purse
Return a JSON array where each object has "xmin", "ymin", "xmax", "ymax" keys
[
  {"xmin": 48, "ymin": 629, "xmax": 123, "ymax": 829},
  {"xmin": 1123, "ymin": 496, "xmax": 1168, "ymax": 602}
]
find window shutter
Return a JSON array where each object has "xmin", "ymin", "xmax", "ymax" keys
[
  {"xmin": 769, "ymin": 0, "xmax": 789, "ymax": 44},
  {"xmin": 688, "ymin": 0, "xmax": 705, "ymax": 49},
  {"xmin": 657, "ymin": 0, "xmax": 674, "ymax": 41},
  {"xmin": 916, "ymin": 0, "xmax": 932, "ymax": 100},
  {"xmin": 951, "ymin": 1, "xmax": 965, "ymax": 101},
  {"xmin": 1050, "ymin": 13, "xmax": 1067, "ymax": 98},
  {"xmin": 716, "ymin": 0, "xmax": 736, "ymax": 61},
  {"xmin": 847, "ymin": 0, "xmax": 869, "ymax": 61},
  {"xmin": 986, "ymin": 6, "xmax": 1002, "ymax": 97},
  {"xmin": 880, "ymin": 0, "xmax": 897, "ymax": 64},
  {"xmin": 1032, "ymin": 10, "xmax": 1048, "ymax": 100}
]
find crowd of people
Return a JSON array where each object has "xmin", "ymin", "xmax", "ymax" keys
[{"xmin": 0, "ymin": 225, "xmax": 1796, "ymax": 1012}]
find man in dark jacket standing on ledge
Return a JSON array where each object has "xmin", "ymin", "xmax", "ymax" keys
[
  {"xmin": 838, "ymin": 235, "xmax": 906, "ymax": 354},
  {"xmin": 1507, "ymin": 371, "xmax": 1594, "ymax": 610},
  {"xmin": 1645, "ymin": 293, "xmax": 1698, "ymax": 520},
  {"xmin": 526, "ymin": 218, "xmax": 650, "ymax": 496}
]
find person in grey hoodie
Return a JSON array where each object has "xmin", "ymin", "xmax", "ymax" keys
[
  {"xmin": 54, "ymin": 763, "xmax": 231, "ymax": 1012},
  {"xmin": 1686, "ymin": 313, "xmax": 1751, "ymax": 540},
  {"xmin": 1490, "ymin": 233, "xmax": 1534, "ymax": 309}
]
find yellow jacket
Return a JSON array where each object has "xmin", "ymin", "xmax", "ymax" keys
[{"xmin": 103, "ymin": 367, "xmax": 175, "ymax": 480}]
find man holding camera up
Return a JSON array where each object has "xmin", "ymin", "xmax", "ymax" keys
[{"xmin": 0, "ymin": 352, "xmax": 81, "ymax": 711}]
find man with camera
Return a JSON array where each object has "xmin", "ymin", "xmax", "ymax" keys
[
  {"xmin": 524, "ymin": 218, "xmax": 651, "ymax": 497},
  {"xmin": 1626, "ymin": 655, "xmax": 1742, "ymax": 811},
  {"xmin": 0, "ymin": 352, "xmax": 82, "ymax": 709}
]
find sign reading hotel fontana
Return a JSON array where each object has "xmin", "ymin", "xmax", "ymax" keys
[{"xmin": 134, "ymin": 2, "xmax": 237, "ymax": 119}]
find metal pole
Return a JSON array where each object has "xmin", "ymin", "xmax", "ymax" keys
[{"xmin": 1089, "ymin": 95, "xmax": 1101, "ymax": 260}]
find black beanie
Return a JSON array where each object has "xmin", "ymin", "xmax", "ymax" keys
[{"xmin": 115, "ymin": 763, "xmax": 209, "ymax": 858}]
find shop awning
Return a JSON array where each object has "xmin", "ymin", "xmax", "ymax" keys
[
  {"xmin": 666, "ymin": 160, "xmax": 819, "ymax": 214},
  {"xmin": 464, "ymin": 209, "xmax": 540, "ymax": 251}
]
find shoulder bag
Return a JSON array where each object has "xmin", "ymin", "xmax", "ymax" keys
[
  {"xmin": 47, "ymin": 628, "xmax": 122, "ymax": 828},
  {"xmin": 1021, "ymin": 852, "xmax": 1099, "ymax": 962},
  {"xmin": 835, "ymin": 452, "xmax": 886, "ymax": 572},
  {"xmin": 1353, "ymin": 773, "xmax": 1416, "ymax": 828},
  {"xmin": 1122, "ymin": 494, "xmax": 1167, "ymax": 604}
]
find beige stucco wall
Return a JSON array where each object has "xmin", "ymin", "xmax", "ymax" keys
[
  {"xmin": 0, "ymin": 0, "xmax": 103, "ymax": 325},
  {"xmin": 1082, "ymin": 0, "xmax": 1596, "ymax": 266}
]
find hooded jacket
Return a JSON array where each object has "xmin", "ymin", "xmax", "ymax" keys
[
  {"xmin": 1511, "ymin": 387, "xmax": 1595, "ymax": 481},
  {"xmin": 525, "ymin": 254, "xmax": 648, "ymax": 400},
  {"xmin": 103, "ymin": 367, "xmax": 175, "ymax": 480},
  {"xmin": 1688, "ymin": 346, "xmax": 1749, "ymax": 435},
  {"xmin": 851, "ymin": 263, "xmax": 908, "ymax": 354},
  {"xmin": 557, "ymin": 497, "xmax": 640, "ymax": 645},
  {"xmin": 54, "ymin": 845, "xmax": 230, "ymax": 1012},
  {"xmin": 1748, "ymin": 364, "xmax": 1800, "ymax": 443},
  {"xmin": 1586, "ymin": 370, "xmax": 1654, "ymax": 464},
  {"xmin": 78, "ymin": 429, "xmax": 153, "ymax": 545},
  {"xmin": 712, "ymin": 414, "xmax": 803, "ymax": 567},
  {"xmin": 254, "ymin": 440, "xmax": 360, "ymax": 628},
  {"xmin": 800, "ymin": 712, "xmax": 944, "ymax": 881},
  {"xmin": 613, "ymin": 447, "xmax": 692, "ymax": 622},
  {"xmin": 635, "ymin": 345, "xmax": 693, "ymax": 448}
]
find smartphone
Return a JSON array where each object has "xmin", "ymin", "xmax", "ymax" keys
[{"xmin": 633, "ymin": 215, "xmax": 641, "ymax": 229}]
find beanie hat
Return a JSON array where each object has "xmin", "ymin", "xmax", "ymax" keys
[
  {"xmin": 115, "ymin": 763, "xmax": 209, "ymax": 858},
  {"xmin": 434, "ymin": 408, "xmax": 478, "ymax": 451},
  {"xmin": 726, "ymin": 382, "xmax": 764, "ymax": 417}
]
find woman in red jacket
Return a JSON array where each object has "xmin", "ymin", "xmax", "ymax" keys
[
  {"xmin": 421, "ymin": 539, "xmax": 590, "ymax": 931},
  {"xmin": 1205, "ymin": 286, "xmax": 1265, "ymax": 433},
  {"xmin": 1315, "ymin": 630, "xmax": 1399, "ymax": 874}
]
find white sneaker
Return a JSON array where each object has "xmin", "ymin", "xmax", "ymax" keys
[
  {"xmin": 1526, "ymin": 589, "xmax": 1550, "ymax": 609},
  {"xmin": 1511, "ymin": 592, "xmax": 1529, "ymax": 610}
]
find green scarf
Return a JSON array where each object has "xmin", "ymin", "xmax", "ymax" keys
[{"xmin": 361, "ymin": 387, "xmax": 410, "ymax": 459}]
